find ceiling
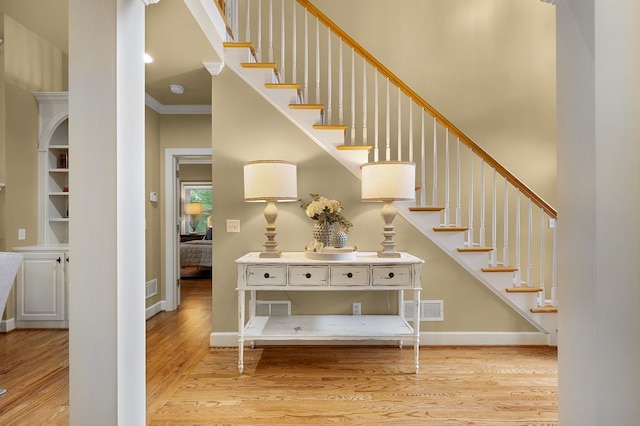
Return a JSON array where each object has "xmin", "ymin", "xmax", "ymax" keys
[{"xmin": 0, "ymin": 0, "xmax": 217, "ymax": 106}]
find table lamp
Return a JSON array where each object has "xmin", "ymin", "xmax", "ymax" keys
[
  {"xmin": 244, "ymin": 160, "xmax": 298, "ymax": 258},
  {"xmin": 361, "ymin": 161, "xmax": 415, "ymax": 257},
  {"xmin": 185, "ymin": 202, "xmax": 203, "ymax": 233}
]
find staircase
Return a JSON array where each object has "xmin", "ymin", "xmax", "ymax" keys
[{"xmin": 191, "ymin": 0, "xmax": 558, "ymax": 345}]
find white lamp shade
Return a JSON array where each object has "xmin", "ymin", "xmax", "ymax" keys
[
  {"xmin": 184, "ymin": 202, "xmax": 203, "ymax": 215},
  {"xmin": 243, "ymin": 160, "xmax": 298, "ymax": 202},
  {"xmin": 361, "ymin": 161, "xmax": 416, "ymax": 201}
]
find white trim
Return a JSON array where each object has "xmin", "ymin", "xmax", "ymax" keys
[
  {"xmin": 164, "ymin": 148, "xmax": 212, "ymax": 311},
  {"xmin": 0, "ymin": 317, "xmax": 15, "ymax": 332},
  {"xmin": 210, "ymin": 331, "xmax": 553, "ymax": 347},
  {"xmin": 145, "ymin": 301, "xmax": 165, "ymax": 320},
  {"xmin": 203, "ymin": 61, "xmax": 225, "ymax": 76},
  {"xmin": 145, "ymin": 93, "xmax": 212, "ymax": 115}
]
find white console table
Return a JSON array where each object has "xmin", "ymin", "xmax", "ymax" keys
[{"xmin": 236, "ymin": 251, "xmax": 424, "ymax": 373}]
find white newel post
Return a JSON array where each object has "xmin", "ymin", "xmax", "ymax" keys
[{"xmin": 69, "ymin": 0, "xmax": 147, "ymax": 424}]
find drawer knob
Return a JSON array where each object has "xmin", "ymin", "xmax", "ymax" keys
[
  {"xmin": 388, "ymin": 272, "xmax": 395, "ymax": 278},
  {"xmin": 305, "ymin": 273, "xmax": 311, "ymax": 279},
  {"xmin": 264, "ymin": 273, "xmax": 270, "ymax": 279},
  {"xmin": 347, "ymin": 272, "xmax": 353, "ymax": 278}
]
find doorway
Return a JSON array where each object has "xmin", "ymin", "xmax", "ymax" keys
[{"xmin": 164, "ymin": 148, "xmax": 212, "ymax": 311}]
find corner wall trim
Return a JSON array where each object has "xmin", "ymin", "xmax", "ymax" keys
[
  {"xmin": 145, "ymin": 301, "xmax": 165, "ymax": 320},
  {"xmin": 0, "ymin": 317, "xmax": 16, "ymax": 333}
]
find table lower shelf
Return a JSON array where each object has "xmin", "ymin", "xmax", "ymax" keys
[{"xmin": 242, "ymin": 314, "xmax": 415, "ymax": 341}]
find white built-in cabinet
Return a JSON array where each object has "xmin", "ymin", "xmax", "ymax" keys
[{"xmin": 12, "ymin": 92, "xmax": 69, "ymax": 328}]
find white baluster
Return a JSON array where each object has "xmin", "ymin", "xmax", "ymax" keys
[
  {"xmin": 280, "ymin": 0, "xmax": 285, "ymax": 81},
  {"xmin": 315, "ymin": 17, "xmax": 320, "ymax": 103},
  {"xmin": 397, "ymin": 88, "xmax": 402, "ymax": 161},
  {"xmin": 268, "ymin": 0, "xmax": 273, "ymax": 62},
  {"xmin": 551, "ymin": 219, "xmax": 558, "ymax": 305},
  {"xmin": 257, "ymin": 0, "xmax": 262, "ymax": 61},
  {"xmin": 527, "ymin": 199, "xmax": 533, "ymax": 286},
  {"xmin": 491, "ymin": 169, "xmax": 497, "ymax": 267},
  {"xmin": 303, "ymin": 12, "xmax": 308, "ymax": 102},
  {"xmin": 245, "ymin": 0, "xmax": 250, "ymax": 44},
  {"xmin": 480, "ymin": 159, "xmax": 485, "ymax": 248},
  {"xmin": 292, "ymin": 3, "xmax": 297, "ymax": 85},
  {"xmin": 468, "ymin": 147, "xmax": 474, "ymax": 247},
  {"xmin": 351, "ymin": 48, "xmax": 355, "ymax": 144},
  {"xmin": 374, "ymin": 73, "xmax": 379, "ymax": 162},
  {"xmin": 456, "ymin": 137, "xmax": 461, "ymax": 226},
  {"xmin": 432, "ymin": 117, "xmax": 437, "ymax": 206},
  {"xmin": 338, "ymin": 42, "xmax": 343, "ymax": 124},
  {"xmin": 385, "ymin": 79, "xmax": 390, "ymax": 161},
  {"xmin": 420, "ymin": 111, "xmax": 426, "ymax": 206},
  {"xmin": 444, "ymin": 130, "xmax": 450, "ymax": 227},
  {"xmin": 538, "ymin": 210, "xmax": 545, "ymax": 306},
  {"xmin": 409, "ymin": 99, "xmax": 413, "ymax": 163},
  {"xmin": 515, "ymin": 190, "xmax": 521, "ymax": 287},
  {"xmin": 326, "ymin": 30, "xmax": 331, "ymax": 124},
  {"xmin": 362, "ymin": 57, "xmax": 367, "ymax": 147},
  {"xmin": 503, "ymin": 177, "xmax": 509, "ymax": 268}
]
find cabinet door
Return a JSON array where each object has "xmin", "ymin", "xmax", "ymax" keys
[{"xmin": 16, "ymin": 252, "xmax": 65, "ymax": 321}]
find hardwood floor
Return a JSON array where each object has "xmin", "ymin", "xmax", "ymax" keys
[{"xmin": 0, "ymin": 278, "xmax": 558, "ymax": 425}]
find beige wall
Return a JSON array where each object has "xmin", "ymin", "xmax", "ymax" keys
[
  {"xmin": 145, "ymin": 107, "xmax": 162, "ymax": 308},
  {"xmin": 211, "ymin": 69, "xmax": 533, "ymax": 333},
  {"xmin": 312, "ymin": 0, "xmax": 557, "ymax": 206}
]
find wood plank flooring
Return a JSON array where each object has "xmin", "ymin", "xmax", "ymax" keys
[{"xmin": 0, "ymin": 278, "xmax": 558, "ymax": 425}]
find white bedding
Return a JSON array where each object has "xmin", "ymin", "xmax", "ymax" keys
[{"xmin": 180, "ymin": 240, "xmax": 212, "ymax": 267}]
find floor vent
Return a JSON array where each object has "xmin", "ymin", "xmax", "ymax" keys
[
  {"xmin": 256, "ymin": 300, "xmax": 291, "ymax": 316},
  {"xmin": 403, "ymin": 300, "xmax": 444, "ymax": 321},
  {"xmin": 145, "ymin": 279, "xmax": 158, "ymax": 299}
]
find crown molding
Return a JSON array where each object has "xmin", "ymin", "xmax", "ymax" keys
[{"xmin": 145, "ymin": 93, "xmax": 212, "ymax": 115}]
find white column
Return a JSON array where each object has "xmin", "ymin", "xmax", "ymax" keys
[
  {"xmin": 68, "ymin": 0, "xmax": 146, "ymax": 424},
  {"xmin": 557, "ymin": 0, "xmax": 640, "ymax": 424}
]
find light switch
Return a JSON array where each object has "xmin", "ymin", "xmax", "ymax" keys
[
  {"xmin": 226, "ymin": 220, "xmax": 240, "ymax": 233},
  {"xmin": 18, "ymin": 228, "xmax": 26, "ymax": 240}
]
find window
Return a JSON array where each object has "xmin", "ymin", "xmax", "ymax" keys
[{"xmin": 181, "ymin": 182, "xmax": 212, "ymax": 234}]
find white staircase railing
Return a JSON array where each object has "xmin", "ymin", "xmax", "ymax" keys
[{"xmin": 222, "ymin": 0, "xmax": 558, "ymax": 309}]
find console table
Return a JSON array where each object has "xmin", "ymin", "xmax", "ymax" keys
[{"xmin": 236, "ymin": 251, "xmax": 424, "ymax": 373}]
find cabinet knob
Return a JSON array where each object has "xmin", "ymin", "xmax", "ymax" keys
[
  {"xmin": 305, "ymin": 273, "xmax": 311, "ymax": 279},
  {"xmin": 56, "ymin": 257, "xmax": 62, "ymax": 263},
  {"xmin": 388, "ymin": 272, "xmax": 395, "ymax": 278},
  {"xmin": 347, "ymin": 272, "xmax": 353, "ymax": 278},
  {"xmin": 263, "ymin": 273, "xmax": 270, "ymax": 279},
  {"xmin": 66, "ymin": 257, "xmax": 69, "ymax": 262}
]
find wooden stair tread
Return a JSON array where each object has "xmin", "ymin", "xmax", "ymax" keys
[
  {"xmin": 289, "ymin": 103, "xmax": 324, "ymax": 110},
  {"xmin": 241, "ymin": 62, "xmax": 279, "ymax": 74},
  {"xmin": 433, "ymin": 226, "xmax": 468, "ymax": 232},
  {"xmin": 337, "ymin": 145, "xmax": 372, "ymax": 151},
  {"xmin": 313, "ymin": 124, "xmax": 348, "ymax": 131},
  {"xmin": 457, "ymin": 247, "xmax": 493, "ymax": 252},
  {"xmin": 506, "ymin": 287, "xmax": 543, "ymax": 293},
  {"xmin": 265, "ymin": 83, "xmax": 301, "ymax": 90},
  {"xmin": 409, "ymin": 206, "xmax": 444, "ymax": 212},
  {"xmin": 481, "ymin": 266, "xmax": 519, "ymax": 272},
  {"xmin": 530, "ymin": 306, "xmax": 558, "ymax": 314}
]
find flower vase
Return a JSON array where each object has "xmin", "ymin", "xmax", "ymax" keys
[{"xmin": 312, "ymin": 222, "xmax": 334, "ymax": 248}]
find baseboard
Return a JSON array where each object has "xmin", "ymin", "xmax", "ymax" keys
[
  {"xmin": 0, "ymin": 317, "xmax": 15, "ymax": 333},
  {"xmin": 146, "ymin": 301, "xmax": 166, "ymax": 320},
  {"xmin": 210, "ymin": 331, "xmax": 552, "ymax": 347}
]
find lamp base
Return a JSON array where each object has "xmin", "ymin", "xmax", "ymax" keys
[
  {"xmin": 377, "ymin": 251, "xmax": 401, "ymax": 258},
  {"xmin": 259, "ymin": 251, "xmax": 282, "ymax": 258}
]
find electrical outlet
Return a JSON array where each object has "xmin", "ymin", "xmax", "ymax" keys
[
  {"xmin": 352, "ymin": 302, "xmax": 361, "ymax": 315},
  {"xmin": 226, "ymin": 219, "xmax": 240, "ymax": 233},
  {"xmin": 18, "ymin": 228, "xmax": 26, "ymax": 240},
  {"xmin": 549, "ymin": 218, "xmax": 556, "ymax": 229}
]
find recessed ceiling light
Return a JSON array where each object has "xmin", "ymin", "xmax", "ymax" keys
[
  {"xmin": 144, "ymin": 53, "xmax": 154, "ymax": 64},
  {"xmin": 170, "ymin": 84, "xmax": 184, "ymax": 95}
]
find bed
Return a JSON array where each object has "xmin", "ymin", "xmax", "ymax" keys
[{"xmin": 180, "ymin": 239, "xmax": 212, "ymax": 268}]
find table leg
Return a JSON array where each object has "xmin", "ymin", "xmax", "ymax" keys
[
  {"xmin": 238, "ymin": 289, "xmax": 245, "ymax": 373},
  {"xmin": 413, "ymin": 288, "xmax": 421, "ymax": 373}
]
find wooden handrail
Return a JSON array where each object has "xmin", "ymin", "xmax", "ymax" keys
[{"xmin": 297, "ymin": 0, "xmax": 556, "ymax": 218}]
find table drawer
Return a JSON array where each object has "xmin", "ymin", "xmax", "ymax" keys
[
  {"xmin": 372, "ymin": 266, "xmax": 412, "ymax": 286},
  {"xmin": 247, "ymin": 265, "xmax": 287, "ymax": 286},
  {"xmin": 289, "ymin": 266, "xmax": 328, "ymax": 286},
  {"xmin": 330, "ymin": 266, "xmax": 370, "ymax": 286}
]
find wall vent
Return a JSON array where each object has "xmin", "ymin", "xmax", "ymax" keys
[
  {"xmin": 145, "ymin": 279, "xmax": 158, "ymax": 299},
  {"xmin": 403, "ymin": 300, "xmax": 444, "ymax": 321},
  {"xmin": 256, "ymin": 300, "xmax": 291, "ymax": 316}
]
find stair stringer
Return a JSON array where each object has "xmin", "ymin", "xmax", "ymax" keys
[
  {"xmin": 224, "ymin": 46, "xmax": 369, "ymax": 178},
  {"xmin": 394, "ymin": 201, "xmax": 557, "ymax": 345},
  {"xmin": 223, "ymin": 46, "xmax": 557, "ymax": 347}
]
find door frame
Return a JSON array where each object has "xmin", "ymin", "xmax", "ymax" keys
[{"xmin": 163, "ymin": 147, "xmax": 212, "ymax": 311}]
